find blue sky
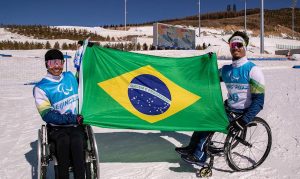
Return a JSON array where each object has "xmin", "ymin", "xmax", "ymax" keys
[{"xmin": 0, "ymin": 0, "xmax": 298, "ymax": 26}]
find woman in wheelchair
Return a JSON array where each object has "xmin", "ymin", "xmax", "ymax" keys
[
  {"xmin": 33, "ymin": 49, "xmax": 86, "ymax": 179},
  {"xmin": 175, "ymin": 31, "xmax": 266, "ymax": 166}
]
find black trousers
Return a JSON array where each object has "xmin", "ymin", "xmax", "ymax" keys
[{"xmin": 48, "ymin": 125, "xmax": 86, "ymax": 179}]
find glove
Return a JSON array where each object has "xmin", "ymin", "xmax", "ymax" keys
[
  {"xmin": 228, "ymin": 118, "xmax": 247, "ymax": 132},
  {"xmin": 207, "ymin": 52, "xmax": 214, "ymax": 58},
  {"xmin": 76, "ymin": 115, "xmax": 84, "ymax": 125},
  {"xmin": 87, "ymin": 42, "xmax": 95, "ymax": 47}
]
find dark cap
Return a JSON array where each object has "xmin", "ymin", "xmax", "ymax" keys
[{"xmin": 45, "ymin": 49, "xmax": 64, "ymax": 61}]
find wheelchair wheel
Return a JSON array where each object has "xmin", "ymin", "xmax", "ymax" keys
[
  {"xmin": 85, "ymin": 125, "xmax": 100, "ymax": 179},
  {"xmin": 37, "ymin": 126, "xmax": 48, "ymax": 179},
  {"xmin": 196, "ymin": 167, "xmax": 212, "ymax": 178},
  {"xmin": 224, "ymin": 117, "xmax": 272, "ymax": 171}
]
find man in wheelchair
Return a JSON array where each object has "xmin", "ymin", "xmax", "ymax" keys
[
  {"xmin": 33, "ymin": 49, "xmax": 86, "ymax": 179},
  {"xmin": 175, "ymin": 31, "xmax": 266, "ymax": 166}
]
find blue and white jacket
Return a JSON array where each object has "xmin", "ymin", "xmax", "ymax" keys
[
  {"xmin": 33, "ymin": 72, "xmax": 79, "ymax": 126},
  {"xmin": 220, "ymin": 57, "xmax": 265, "ymax": 123}
]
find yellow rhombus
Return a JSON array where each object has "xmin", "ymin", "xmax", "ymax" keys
[{"xmin": 98, "ymin": 65, "xmax": 200, "ymax": 123}]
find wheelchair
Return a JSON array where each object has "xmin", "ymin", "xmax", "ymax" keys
[
  {"xmin": 196, "ymin": 113, "xmax": 272, "ymax": 177},
  {"xmin": 37, "ymin": 124, "xmax": 100, "ymax": 179}
]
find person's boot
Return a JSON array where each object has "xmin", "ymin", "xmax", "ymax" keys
[
  {"xmin": 181, "ymin": 153, "xmax": 206, "ymax": 166},
  {"xmin": 175, "ymin": 146, "xmax": 193, "ymax": 155}
]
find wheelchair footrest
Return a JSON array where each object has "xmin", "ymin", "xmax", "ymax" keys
[{"xmin": 208, "ymin": 146, "xmax": 223, "ymax": 155}]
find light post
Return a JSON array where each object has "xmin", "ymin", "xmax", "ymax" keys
[
  {"xmin": 198, "ymin": 0, "xmax": 201, "ymax": 37},
  {"xmin": 244, "ymin": 0, "xmax": 247, "ymax": 33},
  {"xmin": 125, "ymin": 0, "xmax": 127, "ymax": 31},
  {"xmin": 292, "ymin": 6, "xmax": 294, "ymax": 39},
  {"xmin": 260, "ymin": 0, "xmax": 264, "ymax": 54},
  {"xmin": 292, "ymin": 0, "xmax": 297, "ymax": 39}
]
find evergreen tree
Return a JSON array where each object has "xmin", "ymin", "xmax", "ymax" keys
[
  {"xmin": 128, "ymin": 43, "xmax": 134, "ymax": 51},
  {"xmin": 13, "ymin": 41, "xmax": 19, "ymax": 50},
  {"xmin": 104, "ymin": 43, "xmax": 110, "ymax": 48},
  {"xmin": 69, "ymin": 43, "xmax": 77, "ymax": 50},
  {"xmin": 62, "ymin": 42, "xmax": 68, "ymax": 50},
  {"xmin": 36, "ymin": 42, "xmax": 44, "ymax": 49},
  {"xmin": 120, "ymin": 43, "xmax": 124, "ymax": 51},
  {"xmin": 124, "ymin": 43, "xmax": 128, "ymax": 51},
  {"xmin": 136, "ymin": 43, "xmax": 141, "ymax": 51},
  {"xmin": 29, "ymin": 42, "xmax": 35, "ymax": 49},
  {"xmin": 142, "ymin": 43, "xmax": 148, "ymax": 51},
  {"xmin": 54, "ymin": 41, "xmax": 60, "ymax": 49},
  {"xmin": 196, "ymin": 44, "xmax": 203, "ymax": 50},
  {"xmin": 24, "ymin": 41, "xmax": 30, "ymax": 50},
  {"xmin": 45, "ymin": 41, "xmax": 51, "ymax": 49},
  {"xmin": 149, "ymin": 44, "xmax": 156, "ymax": 50},
  {"xmin": 203, "ymin": 42, "xmax": 207, "ymax": 49}
]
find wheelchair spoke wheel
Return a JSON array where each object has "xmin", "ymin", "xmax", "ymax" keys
[
  {"xmin": 224, "ymin": 117, "xmax": 272, "ymax": 171},
  {"xmin": 37, "ymin": 127, "xmax": 48, "ymax": 179},
  {"xmin": 85, "ymin": 125, "xmax": 100, "ymax": 179}
]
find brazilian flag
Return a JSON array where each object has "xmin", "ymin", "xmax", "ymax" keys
[{"xmin": 79, "ymin": 46, "xmax": 228, "ymax": 132}]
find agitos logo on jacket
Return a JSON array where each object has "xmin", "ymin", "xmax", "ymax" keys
[{"xmin": 98, "ymin": 65, "xmax": 200, "ymax": 123}]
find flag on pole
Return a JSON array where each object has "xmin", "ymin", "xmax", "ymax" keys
[{"xmin": 79, "ymin": 46, "xmax": 228, "ymax": 132}]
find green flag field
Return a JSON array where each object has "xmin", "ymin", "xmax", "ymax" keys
[{"xmin": 79, "ymin": 46, "xmax": 228, "ymax": 132}]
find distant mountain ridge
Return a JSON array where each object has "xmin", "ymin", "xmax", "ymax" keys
[{"xmin": 128, "ymin": 8, "xmax": 300, "ymax": 37}]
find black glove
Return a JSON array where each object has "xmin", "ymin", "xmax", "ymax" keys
[
  {"xmin": 228, "ymin": 118, "xmax": 247, "ymax": 132},
  {"xmin": 76, "ymin": 115, "xmax": 84, "ymax": 125},
  {"xmin": 207, "ymin": 52, "xmax": 214, "ymax": 58},
  {"xmin": 88, "ymin": 42, "xmax": 95, "ymax": 47}
]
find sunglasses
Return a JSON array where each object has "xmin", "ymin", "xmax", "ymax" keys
[
  {"xmin": 47, "ymin": 59, "xmax": 64, "ymax": 68},
  {"xmin": 229, "ymin": 42, "xmax": 244, "ymax": 49}
]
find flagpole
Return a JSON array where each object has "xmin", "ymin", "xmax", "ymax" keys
[
  {"xmin": 78, "ymin": 37, "xmax": 90, "ymax": 113},
  {"xmin": 65, "ymin": 52, "xmax": 68, "ymax": 72}
]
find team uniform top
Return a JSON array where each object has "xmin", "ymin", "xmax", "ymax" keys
[
  {"xmin": 33, "ymin": 71, "xmax": 79, "ymax": 126},
  {"xmin": 220, "ymin": 57, "xmax": 265, "ymax": 110}
]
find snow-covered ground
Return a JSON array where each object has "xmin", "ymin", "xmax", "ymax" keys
[{"xmin": 0, "ymin": 26, "xmax": 300, "ymax": 179}]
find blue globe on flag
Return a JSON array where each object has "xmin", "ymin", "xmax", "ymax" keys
[{"xmin": 128, "ymin": 74, "xmax": 171, "ymax": 115}]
